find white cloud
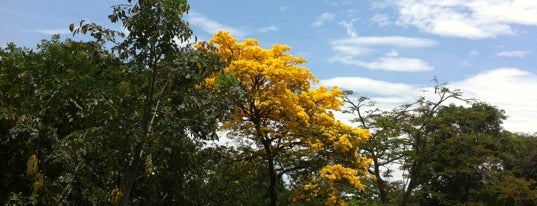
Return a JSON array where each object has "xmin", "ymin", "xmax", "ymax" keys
[
  {"xmin": 312, "ymin": 12, "xmax": 335, "ymax": 28},
  {"xmin": 469, "ymin": 50, "xmax": 479, "ymax": 56},
  {"xmin": 258, "ymin": 25, "xmax": 278, "ymax": 33},
  {"xmin": 328, "ymin": 1, "xmax": 353, "ymax": 7},
  {"xmin": 394, "ymin": 0, "xmax": 537, "ymax": 39},
  {"xmin": 331, "ymin": 21, "xmax": 437, "ymax": 52},
  {"xmin": 332, "ymin": 36, "xmax": 437, "ymax": 48},
  {"xmin": 386, "ymin": 50, "xmax": 399, "ymax": 57},
  {"xmin": 331, "ymin": 44, "xmax": 372, "ymax": 56},
  {"xmin": 187, "ymin": 11, "xmax": 247, "ymax": 37},
  {"xmin": 450, "ymin": 68, "xmax": 537, "ymax": 133},
  {"xmin": 329, "ymin": 19, "xmax": 435, "ymax": 72},
  {"xmin": 496, "ymin": 50, "xmax": 531, "ymax": 58},
  {"xmin": 370, "ymin": 14, "xmax": 391, "ymax": 26},
  {"xmin": 364, "ymin": 56, "xmax": 433, "ymax": 71},
  {"xmin": 321, "ymin": 77, "xmax": 417, "ymax": 97},
  {"xmin": 331, "ymin": 56, "xmax": 433, "ymax": 72},
  {"xmin": 27, "ymin": 28, "xmax": 70, "ymax": 35},
  {"xmin": 329, "ymin": 35, "xmax": 435, "ymax": 72},
  {"xmin": 339, "ymin": 20, "xmax": 358, "ymax": 38}
]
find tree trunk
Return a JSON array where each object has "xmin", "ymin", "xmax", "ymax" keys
[
  {"xmin": 372, "ymin": 156, "xmax": 389, "ymax": 204},
  {"xmin": 119, "ymin": 59, "xmax": 158, "ymax": 206},
  {"xmin": 260, "ymin": 134, "xmax": 277, "ymax": 206},
  {"xmin": 254, "ymin": 114, "xmax": 278, "ymax": 206},
  {"xmin": 399, "ymin": 160, "xmax": 421, "ymax": 206},
  {"xmin": 266, "ymin": 149, "xmax": 277, "ymax": 206}
]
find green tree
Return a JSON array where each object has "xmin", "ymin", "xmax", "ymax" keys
[
  {"xmin": 478, "ymin": 132, "xmax": 537, "ymax": 206},
  {"xmin": 2, "ymin": 0, "xmax": 233, "ymax": 205},
  {"xmin": 73, "ymin": 0, "xmax": 232, "ymax": 204},
  {"xmin": 416, "ymin": 102, "xmax": 507, "ymax": 205},
  {"xmin": 1, "ymin": 37, "xmax": 125, "ymax": 205}
]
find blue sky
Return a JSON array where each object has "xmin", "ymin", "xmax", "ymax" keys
[{"xmin": 1, "ymin": 0, "xmax": 537, "ymax": 133}]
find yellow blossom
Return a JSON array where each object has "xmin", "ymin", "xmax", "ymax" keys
[{"xmin": 26, "ymin": 154, "xmax": 38, "ymax": 176}]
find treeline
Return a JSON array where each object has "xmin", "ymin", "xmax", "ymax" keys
[{"xmin": 1, "ymin": 0, "xmax": 536, "ymax": 206}]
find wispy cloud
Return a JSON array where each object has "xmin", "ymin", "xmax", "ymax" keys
[
  {"xmin": 321, "ymin": 77, "xmax": 418, "ymax": 97},
  {"xmin": 312, "ymin": 12, "xmax": 335, "ymax": 28},
  {"xmin": 258, "ymin": 25, "xmax": 278, "ymax": 33},
  {"xmin": 339, "ymin": 20, "xmax": 358, "ymax": 38},
  {"xmin": 331, "ymin": 44, "xmax": 372, "ymax": 56},
  {"xmin": 26, "ymin": 28, "xmax": 70, "ymax": 35},
  {"xmin": 394, "ymin": 0, "xmax": 537, "ymax": 39},
  {"xmin": 187, "ymin": 11, "xmax": 247, "ymax": 37},
  {"xmin": 329, "ymin": 22, "xmax": 436, "ymax": 72},
  {"xmin": 330, "ymin": 55, "xmax": 433, "ymax": 72},
  {"xmin": 496, "ymin": 50, "xmax": 531, "ymax": 58},
  {"xmin": 332, "ymin": 36, "xmax": 437, "ymax": 48},
  {"xmin": 370, "ymin": 14, "xmax": 391, "ymax": 26}
]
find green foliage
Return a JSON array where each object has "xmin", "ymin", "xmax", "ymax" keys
[
  {"xmin": 1, "ymin": 0, "xmax": 232, "ymax": 203},
  {"xmin": 416, "ymin": 103, "xmax": 508, "ymax": 205},
  {"xmin": 1, "ymin": 36, "xmax": 125, "ymax": 205}
]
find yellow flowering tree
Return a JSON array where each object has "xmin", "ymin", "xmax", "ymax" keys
[{"xmin": 205, "ymin": 31, "xmax": 371, "ymax": 206}]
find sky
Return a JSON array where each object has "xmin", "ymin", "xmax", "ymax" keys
[{"xmin": 1, "ymin": 0, "xmax": 537, "ymax": 134}]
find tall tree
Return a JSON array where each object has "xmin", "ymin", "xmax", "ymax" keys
[
  {"xmin": 205, "ymin": 31, "xmax": 371, "ymax": 206},
  {"xmin": 73, "ymin": 0, "xmax": 232, "ymax": 204}
]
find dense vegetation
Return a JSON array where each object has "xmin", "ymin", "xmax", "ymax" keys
[{"xmin": 1, "ymin": 0, "xmax": 536, "ymax": 205}]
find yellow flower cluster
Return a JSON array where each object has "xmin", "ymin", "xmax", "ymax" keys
[
  {"xmin": 26, "ymin": 154, "xmax": 38, "ymax": 176},
  {"xmin": 352, "ymin": 128, "xmax": 371, "ymax": 142},
  {"xmin": 336, "ymin": 134, "xmax": 353, "ymax": 153},
  {"xmin": 326, "ymin": 189, "xmax": 345, "ymax": 206},
  {"xmin": 207, "ymin": 31, "xmax": 318, "ymax": 132},
  {"xmin": 320, "ymin": 164, "xmax": 365, "ymax": 190},
  {"xmin": 308, "ymin": 139, "xmax": 324, "ymax": 153},
  {"xmin": 30, "ymin": 174, "xmax": 44, "ymax": 201},
  {"xmin": 110, "ymin": 187, "xmax": 123, "ymax": 206},
  {"xmin": 145, "ymin": 154, "xmax": 153, "ymax": 176}
]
